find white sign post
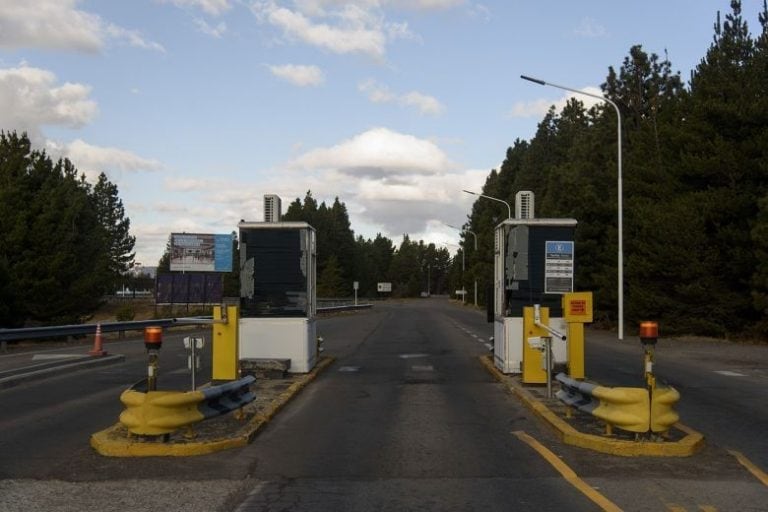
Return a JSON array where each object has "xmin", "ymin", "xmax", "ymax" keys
[{"xmin": 353, "ymin": 281, "xmax": 359, "ymax": 306}]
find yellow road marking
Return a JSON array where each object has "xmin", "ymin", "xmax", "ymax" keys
[
  {"xmin": 666, "ymin": 506, "xmax": 686, "ymax": 512},
  {"xmin": 698, "ymin": 506, "xmax": 718, "ymax": 512},
  {"xmin": 512, "ymin": 430, "xmax": 623, "ymax": 512},
  {"xmin": 727, "ymin": 450, "xmax": 768, "ymax": 487}
]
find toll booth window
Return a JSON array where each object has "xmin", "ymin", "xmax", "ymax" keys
[
  {"xmin": 240, "ymin": 229, "xmax": 308, "ymax": 317},
  {"xmin": 506, "ymin": 226, "xmax": 529, "ymax": 288}
]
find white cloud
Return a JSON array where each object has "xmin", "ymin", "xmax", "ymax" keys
[
  {"xmin": 290, "ymin": 127, "xmax": 452, "ymax": 175},
  {"xmin": 134, "ymin": 127, "xmax": 485, "ymax": 251},
  {"xmin": 46, "ymin": 139, "xmax": 163, "ymax": 181},
  {"xmin": 268, "ymin": 64, "xmax": 325, "ymax": 86},
  {"xmin": 251, "ymin": 1, "xmax": 414, "ymax": 59},
  {"xmin": 401, "ymin": 91, "xmax": 444, "ymax": 116},
  {"xmin": 0, "ymin": 0, "xmax": 163, "ymax": 53},
  {"xmin": 358, "ymin": 79, "xmax": 396, "ymax": 103},
  {"xmin": 388, "ymin": 0, "xmax": 465, "ymax": 9},
  {"xmin": 104, "ymin": 24, "xmax": 166, "ymax": 53},
  {"xmin": 508, "ymin": 86, "xmax": 604, "ymax": 118},
  {"xmin": 574, "ymin": 17, "xmax": 607, "ymax": 38},
  {"xmin": 0, "ymin": 65, "xmax": 98, "ymax": 140},
  {"xmin": 0, "ymin": 0, "xmax": 103, "ymax": 52},
  {"xmin": 159, "ymin": 0, "xmax": 232, "ymax": 16},
  {"xmin": 359, "ymin": 79, "xmax": 444, "ymax": 116},
  {"xmin": 281, "ymin": 127, "xmax": 485, "ymax": 236},
  {"xmin": 194, "ymin": 18, "xmax": 228, "ymax": 38},
  {"xmin": 294, "ymin": 0, "xmax": 465, "ymax": 13}
]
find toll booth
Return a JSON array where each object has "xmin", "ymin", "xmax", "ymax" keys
[
  {"xmin": 238, "ymin": 221, "xmax": 317, "ymax": 373},
  {"xmin": 492, "ymin": 217, "xmax": 589, "ymax": 381}
]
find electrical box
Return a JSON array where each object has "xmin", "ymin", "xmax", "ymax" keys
[
  {"xmin": 493, "ymin": 218, "xmax": 577, "ymax": 374},
  {"xmin": 238, "ymin": 222, "xmax": 317, "ymax": 373}
]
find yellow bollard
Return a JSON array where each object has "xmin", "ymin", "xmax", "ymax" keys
[{"xmin": 212, "ymin": 305, "xmax": 239, "ymax": 381}]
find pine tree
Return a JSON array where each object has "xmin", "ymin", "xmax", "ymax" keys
[
  {"xmin": 92, "ymin": 172, "xmax": 135, "ymax": 292},
  {"xmin": 677, "ymin": 0, "xmax": 760, "ymax": 331}
]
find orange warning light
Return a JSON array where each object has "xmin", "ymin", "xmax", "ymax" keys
[
  {"xmin": 144, "ymin": 326, "xmax": 163, "ymax": 349},
  {"xmin": 639, "ymin": 321, "xmax": 658, "ymax": 343}
]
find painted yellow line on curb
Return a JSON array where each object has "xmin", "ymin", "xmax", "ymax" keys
[
  {"xmin": 480, "ymin": 355, "xmax": 705, "ymax": 457},
  {"xmin": 512, "ymin": 430, "xmax": 623, "ymax": 512},
  {"xmin": 727, "ymin": 449, "xmax": 768, "ymax": 487},
  {"xmin": 90, "ymin": 356, "xmax": 335, "ymax": 457}
]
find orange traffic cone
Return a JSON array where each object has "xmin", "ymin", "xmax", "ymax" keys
[{"xmin": 89, "ymin": 323, "xmax": 107, "ymax": 356}]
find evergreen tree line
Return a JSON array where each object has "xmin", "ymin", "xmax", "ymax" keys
[
  {"xmin": 0, "ymin": 132, "xmax": 136, "ymax": 327},
  {"xmin": 463, "ymin": 1, "xmax": 768, "ymax": 336},
  {"xmin": 282, "ymin": 192, "xmax": 454, "ymax": 298}
]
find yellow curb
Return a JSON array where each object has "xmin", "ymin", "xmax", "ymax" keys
[
  {"xmin": 479, "ymin": 355, "xmax": 705, "ymax": 457},
  {"xmin": 90, "ymin": 356, "xmax": 335, "ymax": 457}
]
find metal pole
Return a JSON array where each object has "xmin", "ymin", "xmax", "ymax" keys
[
  {"xmin": 447, "ymin": 224, "xmax": 480, "ymax": 307},
  {"xmin": 545, "ymin": 336, "xmax": 553, "ymax": 399},
  {"xmin": 460, "ymin": 248, "xmax": 466, "ymax": 304},
  {"xmin": 470, "ymin": 231, "xmax": 478, "ymax": 307},
  {"xmin": 147, "ymin": 351, "xmax": 158, "ymax": 391},
  {"xmin": 520, "ymin": 75, "xmax": 624, "ymax": 341},
  {"xmin": 190, "ymin": 341, "xmax": 197, "ymax": 390}
]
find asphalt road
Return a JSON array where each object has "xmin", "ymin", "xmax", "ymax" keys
[{"xmin": 0, "ymin": 299, "xmax": 767, "ymax": 512}]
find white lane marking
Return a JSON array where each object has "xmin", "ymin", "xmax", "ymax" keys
[
  {"xmin": 484, "ymin": 343, "xmax": 494, "ymax": 350},
  {"xmin": 411, "ymin": 365, "xmax": 434, "ymax": 372},
  {"xmin": 714, "ymin": 370, "xmax": 746, "ymax": 377},
  {"xmin": 471, "ymin": 334, "xmax": 479, "ymax": 339},
  {"xmin": 338, "ymin": 366, "xmax": 360, "ymax": 372},
  {"xmin": 399, "ymin": 353, "xmax": 429, "ymax": 359},
  {"xmin": 31, "ymin": 354, "xmax": 82, "ymax": 360}
]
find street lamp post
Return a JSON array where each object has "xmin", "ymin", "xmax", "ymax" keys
[
  {"xmin": 441, "ymin": 242, "xmax": 466, "ymax": 304},
  {"xmin": 447, "ymin": 224, "xmax": 478, "ymax": 307},
  {"xmin": 462, "ymin": 190, "xmax": 512, "ymax": 219},
  {"xmin": 520, "ymin": 74, "xmax": 624, "ymax": 341}
]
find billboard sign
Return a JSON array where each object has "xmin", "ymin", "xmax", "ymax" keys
[
  {"xmin": 170, "ymin": 233, "xmax": 233, "ymax": 272},
  {"xmin": 377, "ymin": 282, "xmax": 392, "ymax": 293}
]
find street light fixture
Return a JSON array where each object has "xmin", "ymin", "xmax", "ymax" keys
[
  {"xmin": 520, "ymin": 74, "xmax": 624, "ymax": 341},
  {"xmin": 462, "ymin": 190, "xmax": 512, "ymax": 219},
  {"xmin": 447, "ymin": 223, "xmax": 478, "ymax": 306}
]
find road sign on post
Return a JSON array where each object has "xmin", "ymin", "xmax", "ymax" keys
[{"xmin": 184, "ymin": 336, "xmax": 205, "ymax": 390}]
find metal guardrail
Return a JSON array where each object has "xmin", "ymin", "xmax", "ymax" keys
[
  {"xmin": 555, "ymin": 372, "xmax": 679, "ymax": 434},
  {"xmin": 0, "ymin": 317, "xmax": 213, "ymax": 343},
  {"xmin": 120, "ymin": 375, "xmax": 256, "ymax": 436},
  {"xmin": 0, "ymin": 303, "xmax": 373, "ymax": 344},
  {"xmin": 317, "ymin": 304, "xmax": 373, "ymax": 313}
]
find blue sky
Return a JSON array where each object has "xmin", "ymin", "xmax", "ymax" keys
[{"xmin": 1, "ymin": 0, "xmax": 763, "ymax": 266}]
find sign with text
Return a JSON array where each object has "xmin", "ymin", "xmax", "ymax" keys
[
  {"xmin": 170, "ymin": 233, "xmax": 233, "ymax": 272},
  {"xmin": 544, "ymin": 241, "xmax": 574, "ymax": 294},
  {"xmin": 377, "ymin": 282, "xmax": 392, "ymax": 293}
]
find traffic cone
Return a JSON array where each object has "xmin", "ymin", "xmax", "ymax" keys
[{"xmin": 89, "ymin": 323, "xmax": 107, "ymax": 356}]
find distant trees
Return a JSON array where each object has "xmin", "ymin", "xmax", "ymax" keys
[
  {"xmin": 282, "ymin": 191, "xmax": 453, "ymax": 298},
  {"xmin": 0, "ymin": 131, "xmax": 135, "ymax": 327},
  {"xmin": 463, "ymin": 0, "xmax": 768, "ymax": 336}
]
